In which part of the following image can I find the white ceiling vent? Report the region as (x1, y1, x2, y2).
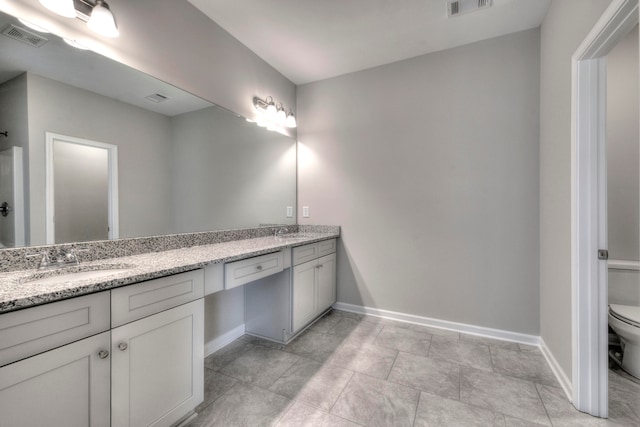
(1, 24, 48, 47)
(447, 0, 492, 17)
(145, 93, 169, 103)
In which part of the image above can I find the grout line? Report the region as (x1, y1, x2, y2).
(328, 371, 355, 414)
(488, 345, 496, 372)
(411, 390, 422, 427)
(385, 349, 401, 380)
(533, 381, 554, 427)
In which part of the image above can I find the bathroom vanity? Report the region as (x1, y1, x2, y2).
(0, 227, 339, 427)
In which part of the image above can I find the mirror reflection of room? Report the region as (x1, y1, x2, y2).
(0, 10, 296, 248)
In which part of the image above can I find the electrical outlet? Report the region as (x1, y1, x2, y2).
(286, 206, 293, 218)
(302, 206, 310, 218)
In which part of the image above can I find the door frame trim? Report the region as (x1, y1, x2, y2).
(45, 132, 119, 244)
(571, 0, 638, 417)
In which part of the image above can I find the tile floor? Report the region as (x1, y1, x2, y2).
(187, 310, 640, 426)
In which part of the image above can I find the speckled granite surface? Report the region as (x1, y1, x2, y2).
(0, 227, 339, 314)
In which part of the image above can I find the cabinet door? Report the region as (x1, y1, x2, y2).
(316, 253, 337, 313)
(0, 331, 111, 427)
(112, 299, 204, 427)
(293, 259, 318, 332)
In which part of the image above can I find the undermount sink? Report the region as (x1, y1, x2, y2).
(275, 233, 314, 241)
(22, 263, 135, 286)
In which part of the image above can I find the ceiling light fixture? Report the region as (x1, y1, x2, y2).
(39, 0, 76, 18)
(253, 96, 297, 130)
(87, 0, 119, 38)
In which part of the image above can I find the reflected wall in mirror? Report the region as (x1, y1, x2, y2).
(0, 11, 296, 248)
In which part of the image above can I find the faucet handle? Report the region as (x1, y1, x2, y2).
(26, 252, 51, 269)
(65, 248, 90, 264)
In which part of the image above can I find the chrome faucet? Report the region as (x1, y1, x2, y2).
(26, 248, 88, 270)
(275, 227, 288, 238)
(26, 252, 52, 270)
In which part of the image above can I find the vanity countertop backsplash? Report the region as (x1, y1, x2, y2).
(0, 225, 339, 314)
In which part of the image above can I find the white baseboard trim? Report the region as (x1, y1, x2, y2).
(204, 324, 245, 357)
(540, 337, 573, 401)
(332, 302, 540, 346)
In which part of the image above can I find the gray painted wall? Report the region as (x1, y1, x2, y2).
(607, 25, 639, 262)
(0, 74, 27, 152)
(539, 0, 613, 383)
(298, 29, 541, 334)
(26, 73, 174, 245)
(170, 106, 296, 232)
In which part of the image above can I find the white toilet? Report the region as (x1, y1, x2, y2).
(609, 303, 640, 379)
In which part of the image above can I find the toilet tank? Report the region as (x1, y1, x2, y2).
(608, 260, 640, 306)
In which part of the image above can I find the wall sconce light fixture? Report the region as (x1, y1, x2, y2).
(253, 96, 297, 129)
(38, 0, 119, 38)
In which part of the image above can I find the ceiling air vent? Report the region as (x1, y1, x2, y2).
(145, 93, 169, 103)
(1, 24, 48, 47)
(447, 0, 493, 17)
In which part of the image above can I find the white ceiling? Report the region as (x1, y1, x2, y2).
(189, 0, 551, 85)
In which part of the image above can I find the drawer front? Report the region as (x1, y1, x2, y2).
(111, 269, 204, 327)
(224, 251, 284, 290)
(292, 243, 319, 266)
(318, 239, 337, 257)
(0, 291, 110, 367)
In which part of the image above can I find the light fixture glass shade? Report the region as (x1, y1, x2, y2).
(39, 0, 76, 18)
(276, 106, 287, 123)
(87, 0, 119, 38)
(285, 112, 297, 128)
(265, 99, 277, 119)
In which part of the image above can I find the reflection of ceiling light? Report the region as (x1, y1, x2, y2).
(253, 96, 297, 129)
(18, 19, 50, 33)
(63, 38, 89, 50)
(39, 0, 76, 18)
(87, 0, 119, 38)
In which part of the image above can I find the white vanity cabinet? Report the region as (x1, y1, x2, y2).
(0, 292, 111, 427)
(0, 268, 204, 427)
(292, 253, 337, 332)
(0, 331, 111, 427)
(245, 239, 337, 343)
(111, 269, 204, 427)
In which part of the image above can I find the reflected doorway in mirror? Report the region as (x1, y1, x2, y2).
(45, 132, 118, 244)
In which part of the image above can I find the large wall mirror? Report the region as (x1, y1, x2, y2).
(0, 11, 296, 248)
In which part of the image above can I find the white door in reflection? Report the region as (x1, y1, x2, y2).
(45, 133, 118, 244)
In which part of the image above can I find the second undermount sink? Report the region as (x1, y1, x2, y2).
(275, 233, 314, 241)
(22, 263, 135, 286)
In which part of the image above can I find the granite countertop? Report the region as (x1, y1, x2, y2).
(0, 232, 338, 314)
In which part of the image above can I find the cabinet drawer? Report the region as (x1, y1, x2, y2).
(318, 239, 337, 257)
(293, 244, 319, 266)
(224, 251, 284, 290)
(293, 239, 337, 266)
(0, 292, 110, 367)
(111, 269, 204, 327)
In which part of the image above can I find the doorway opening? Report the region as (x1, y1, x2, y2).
(45, 132, 118, 244)
(571, 0, 638, 418)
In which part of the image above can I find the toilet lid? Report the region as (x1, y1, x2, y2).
(609, 304, 640, 327)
